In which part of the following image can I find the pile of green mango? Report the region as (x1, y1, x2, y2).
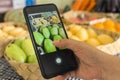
(5, 38, 37, 63)
(33, 24, 67, 53)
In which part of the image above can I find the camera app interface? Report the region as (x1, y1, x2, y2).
(28, 11, 67, 55)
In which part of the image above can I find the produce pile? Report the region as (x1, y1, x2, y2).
(67, 24, 114, 47)
(91, 19, 120, 32)
(0, 22, 28, 40)
(5, 38, 37, 63)
(33, 24, 67, 54)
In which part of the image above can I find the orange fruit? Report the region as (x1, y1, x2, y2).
(103, 20, 115, 27)
(103, 20, 116, 32)
(104, 26, 116, 32)
(93, 23, 104, 29)
(116, 23, 120, 32)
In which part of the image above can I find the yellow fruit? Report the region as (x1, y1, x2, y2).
(2, 26, 15, 33)
(87, 28, 97, 38)
(67, 31, 73, 38)
(70, 35, 80, 41)
(76, 28, 88, 41)
(70, 24, 81, 35)
(86, 38, 101, 47)
(93, 23, 104, 29)
(97, 34, 114, 45)
(9, 27, 25, 37)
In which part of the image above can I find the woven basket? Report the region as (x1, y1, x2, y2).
(4, 53, 42, 80)
(3, 39, 54, 80)
(0, 38, 10, 57)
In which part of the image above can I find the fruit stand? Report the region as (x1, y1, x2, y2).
(0, 0, 120, 80)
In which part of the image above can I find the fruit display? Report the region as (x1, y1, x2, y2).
(5, 38, 37, 63)
(0, 22, 29, 40)
(33, 24, 67, 54)
(91, 19, 120, 32)
(67, 24, 115, 47)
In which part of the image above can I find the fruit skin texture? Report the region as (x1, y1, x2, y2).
(116, 23, 120, 32)
(76, 28, 88, 41)
(70, 25, 81, 35)
(33, 31, 44, 46)
(53, 24, 59, 29)
(47, 25, 52, 30)
(14, 38, 25, 47)
(5, 44, 27, 63)
(21, 39, 35, 56)
(27, 55, 37, 63)
(93, 23, 104, 29)
(86, 38, 100, 47)
(50, 27, 58, 36)
(87, 28, 97, 38)
(39, 25, 45, 32)
(103, 20, 116, 32)
(59, 28, 67, 38)
(53, 35, 63, 41)
(97, 34, 114, 45)
(44, 39, 56, 53)
(42, 27, 50, 38)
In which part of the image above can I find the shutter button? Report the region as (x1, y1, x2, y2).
(55, 57, 62, 64)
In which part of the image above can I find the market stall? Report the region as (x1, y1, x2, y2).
(0, 0, 120, 80)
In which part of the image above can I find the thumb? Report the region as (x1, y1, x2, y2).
(53, 39, 75, 50)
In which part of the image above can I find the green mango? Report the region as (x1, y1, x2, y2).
(44, 39, 56, 53)
(50, 27, 58, 36)
(42, 27, 50, 38)
(21, 39, 35, 56)
(27, 55, 38, 63)
(53, 35, 63, 41)
(47, 25, 52, 31)
(14, 38, 25, 47)
(33, 31, 44, 46)
(59, 28, 67, 39)
(39, 25, 45, 32)
(5, 44, 27, 63)
(53, 24, 59, 28)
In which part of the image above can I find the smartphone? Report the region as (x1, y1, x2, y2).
(23, 4, 78, 79)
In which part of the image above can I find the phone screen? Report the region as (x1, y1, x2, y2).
(28, 11, 67, 55)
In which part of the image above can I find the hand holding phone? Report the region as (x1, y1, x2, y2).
(23, 4, 78, 79)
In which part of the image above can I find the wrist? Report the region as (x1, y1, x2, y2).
(96, 50, 120, 80)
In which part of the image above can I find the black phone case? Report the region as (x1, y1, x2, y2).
(23, 4, 78, 79)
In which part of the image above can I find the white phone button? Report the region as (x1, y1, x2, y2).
(55, 57, 62, 64)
